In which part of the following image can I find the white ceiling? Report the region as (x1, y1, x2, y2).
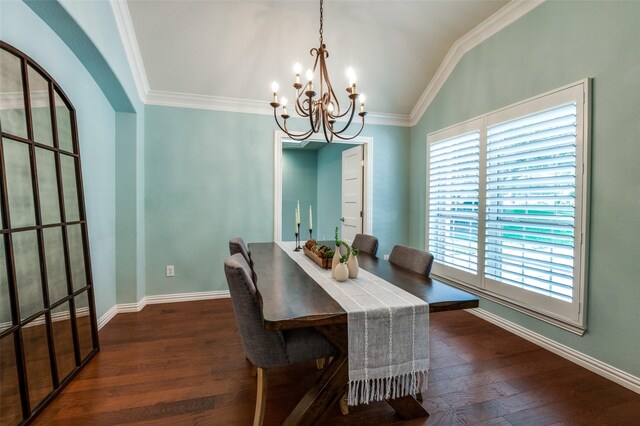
(125, 0, 510, 117)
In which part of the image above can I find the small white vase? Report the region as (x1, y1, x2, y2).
(331, 245, 341, 278)
(347, 255, 359, 279)
(334, 262, 349, 282)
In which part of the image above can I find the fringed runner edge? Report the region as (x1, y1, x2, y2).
(348, 370, 429, 406)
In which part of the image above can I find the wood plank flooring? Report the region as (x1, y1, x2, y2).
(32, 299, 639, 425)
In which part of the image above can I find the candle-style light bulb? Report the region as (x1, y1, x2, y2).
(271, 81, 279, 93)
(359, 93, 366, 113)
(305, 69, 314, 94)
(346, 67, 357, 84)
(294, 62, 302, 85)
(327, 103, 334, 114)
(347, 67, 357, 94)
(281, 96, 288, 107)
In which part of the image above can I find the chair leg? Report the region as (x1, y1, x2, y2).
(316, 358, 325, 369)
(340, 392, 349, 415)
(254, 367, 268, 426)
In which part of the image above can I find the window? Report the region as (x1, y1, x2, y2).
(426, 80, 589, 333)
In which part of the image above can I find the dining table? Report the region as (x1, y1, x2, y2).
(249, 242, 479, 425)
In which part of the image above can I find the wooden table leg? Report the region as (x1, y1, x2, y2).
(282, 325, 348, 426)
(385, 395, 429, 420)
(282, 324, 429, 424)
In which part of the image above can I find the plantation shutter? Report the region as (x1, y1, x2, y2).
(428, 130, 480, 277)
(484, 103, 577, 302)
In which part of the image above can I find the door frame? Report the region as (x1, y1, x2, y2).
(274, 130, 373, 242)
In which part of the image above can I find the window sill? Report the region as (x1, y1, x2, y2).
(432, 274, 586, 336)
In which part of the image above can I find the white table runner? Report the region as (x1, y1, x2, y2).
(277, 241, 429, 405)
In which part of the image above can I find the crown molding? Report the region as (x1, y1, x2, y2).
(111, 0, 541, 128)
(110, 0, 150, 103)
(146, 89, 412, 127)
(408, 0, 545, 126)
(146, 90, 270, 115)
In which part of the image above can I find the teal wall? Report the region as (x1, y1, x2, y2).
(49, 0, 148, 305)
(282, 150, 317, 239)
(409, 1, 640, 375)
(144, 105, 410, 294)
(370, 123, 411, 256)
(316, 143, 356, 242)
(144, 107, 275, 295)
(1, 0, 119, 318)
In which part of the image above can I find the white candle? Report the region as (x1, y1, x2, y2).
(296, 200, 301, 224)
(294, 209, 298, 234)
(309, 205, 313, 230)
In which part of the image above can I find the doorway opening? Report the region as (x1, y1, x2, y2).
(273, 131, 372, 243)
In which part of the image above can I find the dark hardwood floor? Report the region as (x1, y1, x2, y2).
(32, 299, 639, 425)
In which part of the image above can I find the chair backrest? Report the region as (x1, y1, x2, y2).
(224, 254, 287, 368)
(229, 237, 257, 283)
(388, 245, 434, 276)
(229, 237, 252, 266)
(352, 233, 379, 256)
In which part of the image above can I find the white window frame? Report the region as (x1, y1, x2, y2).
(426, 79, 590, 335)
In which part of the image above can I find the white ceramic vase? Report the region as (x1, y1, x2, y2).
(334, 262, 349, 282)
(347, 254, 359, 279)
(331, 245, 341, 278)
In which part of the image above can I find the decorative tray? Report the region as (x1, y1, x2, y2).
(303, 245, 333, 270)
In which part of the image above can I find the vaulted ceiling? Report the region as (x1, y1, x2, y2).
(125, 0, 512, 120)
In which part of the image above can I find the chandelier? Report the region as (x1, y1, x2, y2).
(269, 0, 367, 143)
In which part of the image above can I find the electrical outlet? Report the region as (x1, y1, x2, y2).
(166, 265, 175, 277)
(383, 254, 390, 261)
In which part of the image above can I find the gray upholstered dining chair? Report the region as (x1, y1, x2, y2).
(224, 253, 336, 426)
(229, 237, 252, 266)
(352, 233, 379, 256)
(388, 244, 434, 276)
(229, 237, 257, 283)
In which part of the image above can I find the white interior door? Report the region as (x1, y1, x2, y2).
(341, 145, 364, 245)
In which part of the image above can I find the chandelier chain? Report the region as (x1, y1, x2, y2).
(319, 0, 324, 45)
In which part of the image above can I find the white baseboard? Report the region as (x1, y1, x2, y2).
(97, 305, 118, 330)
(145, 290, 230, 305)
(467, 308, 640, 394)
(97, 290, 230, 330)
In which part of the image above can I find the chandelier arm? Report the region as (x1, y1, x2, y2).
(318, 47, 343, 117)
(323, 121, 334, 143)
(332, 116, 366, 141)
(329, 98, 354, 119)
(308, 96, 317, 133)
(313, 103, 322, 133)
(295, 89, 311, 117)
(321, 109, 335, 143)
(273, 109, 315, 141)
(331, 100, 358, 135)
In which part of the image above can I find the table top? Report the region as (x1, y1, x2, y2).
(249, 242, 479, 331)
